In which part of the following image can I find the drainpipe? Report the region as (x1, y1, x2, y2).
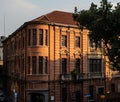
(25, 27, 27, 102)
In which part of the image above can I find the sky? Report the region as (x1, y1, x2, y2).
(0, 0, 120, 36)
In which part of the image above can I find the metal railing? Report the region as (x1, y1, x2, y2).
(60, 72, 105, 81)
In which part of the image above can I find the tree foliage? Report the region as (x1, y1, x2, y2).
(73, 0, 120, 70)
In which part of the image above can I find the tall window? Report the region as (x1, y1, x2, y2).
(62, 35, 67, 47)
(61, 58, 67, 74)
(28, 56, 30, 74)
(18, 39, 20, 49)
(45, 29, 48, 46)
(15, 40, 17, 50)
(28, 29, 31, 46)
(75, 36, 80, 47)
(18, 56, 20, 69)
(45, 57, 48, 74)
(39, 29, 43, 45)
(89, 59, 102, 72)
(62, 88, 67, 102)
(39, 56, 43, 74)
(75, 58, 80, 73)
(32, 56, 36, 74)
(22, 37, 24, 48)
(32, 29, 37, 45)
(22, 58, 24, 73)
(89, 85, 94, 99)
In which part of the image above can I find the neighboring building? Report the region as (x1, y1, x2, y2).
(0, 36, 6, 90)
(3, 11, 120, 102)
(0, 36, 6, 89)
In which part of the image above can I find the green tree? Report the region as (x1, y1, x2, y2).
(73, 0, 120, 70)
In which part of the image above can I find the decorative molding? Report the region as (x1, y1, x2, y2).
(73, 49, 81, 56)
(59, 49, 69, 55)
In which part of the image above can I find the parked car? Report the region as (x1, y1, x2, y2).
(0, 90, 5, 102)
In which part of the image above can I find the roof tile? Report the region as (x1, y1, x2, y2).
(32, 10, 76, 25)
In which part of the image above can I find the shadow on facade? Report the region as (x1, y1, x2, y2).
(3, 54, 120, 102)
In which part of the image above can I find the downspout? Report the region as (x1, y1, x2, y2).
(24, 26, 27, 102)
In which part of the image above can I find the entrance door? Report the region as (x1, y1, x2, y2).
(30, 93, 45, 102)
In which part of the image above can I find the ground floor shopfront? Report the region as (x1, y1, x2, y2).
(5, 76, 120, 102)
(8, 80, 106, 102)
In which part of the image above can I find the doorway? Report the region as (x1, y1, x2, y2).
(30, 93, 45, 102)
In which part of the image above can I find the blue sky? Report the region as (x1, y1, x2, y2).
(0, 0, 120, 36)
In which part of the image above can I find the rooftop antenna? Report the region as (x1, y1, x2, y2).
(4, 15, 5, 36)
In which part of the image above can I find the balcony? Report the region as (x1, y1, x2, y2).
(60, 73, 85, 81)
(61, 74, 72, 81)
(60, 72, 105, 81)
(87, 72, 104, 79)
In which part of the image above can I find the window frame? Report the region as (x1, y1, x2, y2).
(38, 56, 43, 74)
(45, 29, 48, 46)
(28, 56, 30, 74)
(32, 29, 37, 45)
(28, 29, 31, 46)
(32, 56, 37, 74)
(89, 59, 102, 73)
(61, 35, 67, 47)
(75, 36, 80, 47)
(61, 58, 67, 74)
(45, 57, 48, 74)
(75, 58, 80, 73)
(39, 29, 43, 45)
(62, 88, 67, 102)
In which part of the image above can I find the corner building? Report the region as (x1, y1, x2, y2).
(3, 11, 120, 102)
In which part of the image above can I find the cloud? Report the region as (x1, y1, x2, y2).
(0, 0, 119, 36)
(0, 0, 41, 36)
(17, 0, 37, 9)
(0, 0, 39, 13)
